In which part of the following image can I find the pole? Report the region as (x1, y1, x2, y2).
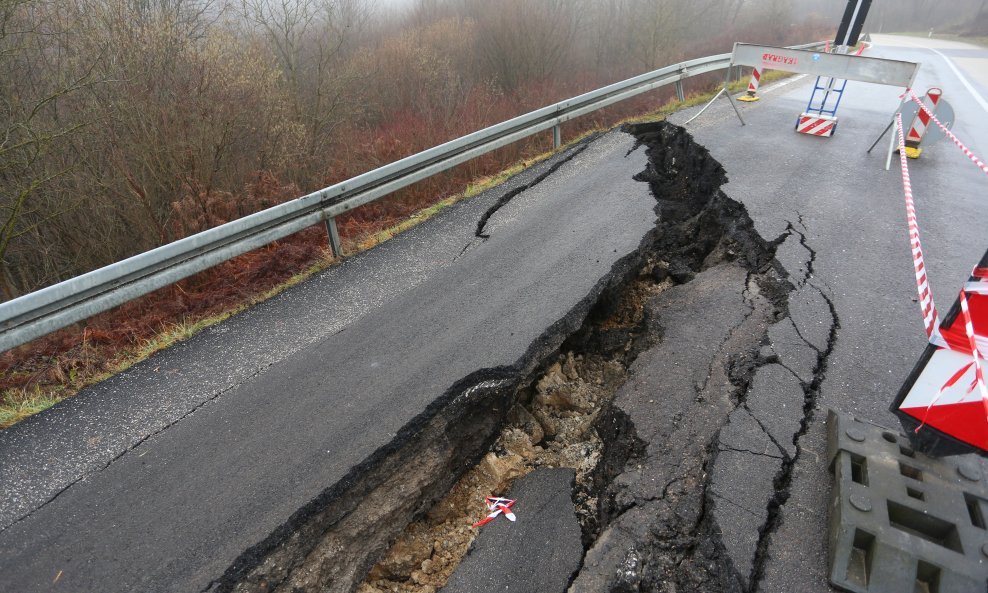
(885, 118, 898, 171)
(325, 216, 342, 258)
(867, 119, 895, 153)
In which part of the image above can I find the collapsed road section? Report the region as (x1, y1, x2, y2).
(0, 121, 837, 593)
(353, 122, 836, 593)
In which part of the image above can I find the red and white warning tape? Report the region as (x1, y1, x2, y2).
(894, 112, 988, 427)
(905, 90, 988, 176)
(958, 290, 988, 406)
(471, 496, 516, 528)
(895, 113, 944, 344)
(965, 267, 988, 295)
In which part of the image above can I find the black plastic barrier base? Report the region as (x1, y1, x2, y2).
(827, 410, 988, 593)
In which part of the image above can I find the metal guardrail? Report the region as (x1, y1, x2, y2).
(0, 41, 824, 353)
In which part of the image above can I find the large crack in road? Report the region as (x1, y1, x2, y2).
(216, 121, 838, 593)
(0, 119, 829, 593)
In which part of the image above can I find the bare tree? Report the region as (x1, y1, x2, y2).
(461, 0, 578, 91)
(0, 0, 98, 297)
(240, 0, 370, 183)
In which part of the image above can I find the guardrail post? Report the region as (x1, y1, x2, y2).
(552, 125, 561, 149)
(325, 216, 342, 258)
(675, 80, 685, 102)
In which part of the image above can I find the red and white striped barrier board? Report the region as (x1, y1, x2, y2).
(891, 112, 988, 453)
(797, 113, 837, 137)
(906, 88, 942, 145)
(897, 278, 988, 452)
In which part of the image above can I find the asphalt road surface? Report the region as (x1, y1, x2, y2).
(668, 33, 988, 592)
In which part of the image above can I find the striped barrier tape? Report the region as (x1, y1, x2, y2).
(895, 113, 944, 345)
(894, 113, 988, 429)
(471, 496, 516, 528)
(905, 89, 988, 175)
(958, 289, 988, 408)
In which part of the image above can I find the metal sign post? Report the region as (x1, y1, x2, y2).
(835, 0, 873, 50)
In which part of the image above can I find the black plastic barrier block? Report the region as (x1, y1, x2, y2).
(827, 410, 988, 593)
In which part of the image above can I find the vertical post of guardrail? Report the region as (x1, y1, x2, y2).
(325, 216, 342, 258)
(675, 80, 685, 102)
(552, 125, 561, 149)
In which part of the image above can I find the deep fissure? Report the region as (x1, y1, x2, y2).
(747, 281, 840, 592)
(223, 121, 833, 593)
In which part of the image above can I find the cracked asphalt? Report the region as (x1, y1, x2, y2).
(666, 34, 988, 592)
(0, 132, 656, 592)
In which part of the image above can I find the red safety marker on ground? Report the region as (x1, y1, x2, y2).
(470, 496, 517, 528)
(737, 67, 762, 102)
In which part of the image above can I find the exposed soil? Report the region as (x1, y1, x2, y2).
(358, 270, 666, 593)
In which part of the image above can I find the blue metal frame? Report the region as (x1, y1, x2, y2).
(805, 76, 849, 117)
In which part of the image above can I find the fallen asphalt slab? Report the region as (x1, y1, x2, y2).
(441, 468, 582, 593)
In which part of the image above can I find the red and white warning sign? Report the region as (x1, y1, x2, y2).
(905, 87, 942, 146)
(471, 496, 517, 528)
(748, 67, 761, 94)
(895, 267, 988, 452)
(797, 114, 838, 137)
